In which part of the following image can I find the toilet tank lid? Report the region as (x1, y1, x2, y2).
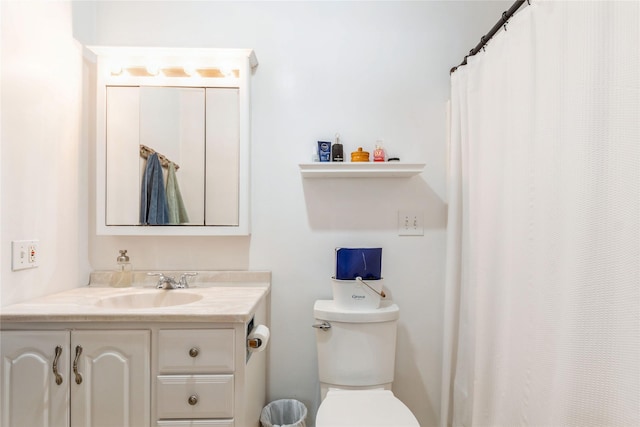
(314, 300, 399, 323)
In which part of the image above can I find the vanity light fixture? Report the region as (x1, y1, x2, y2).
(107, 65, 239, 78)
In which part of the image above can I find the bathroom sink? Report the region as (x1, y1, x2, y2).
(95, 291, 203, 309)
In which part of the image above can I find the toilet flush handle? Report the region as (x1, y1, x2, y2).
(312, 321, 331, 331)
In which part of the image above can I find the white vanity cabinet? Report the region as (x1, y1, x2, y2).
(0, 277, 271, 427)
(0, 329, 150, 427)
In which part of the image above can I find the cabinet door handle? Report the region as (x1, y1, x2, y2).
(188, 347, 199, 358)
(52, 346, 63, 385)
(73, 345, 83, 385)
(188, 394, 198, 406)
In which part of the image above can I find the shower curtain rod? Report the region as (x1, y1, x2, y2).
(450, 0, 528, 74)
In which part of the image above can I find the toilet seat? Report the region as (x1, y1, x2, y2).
(316, 389, 419, 426)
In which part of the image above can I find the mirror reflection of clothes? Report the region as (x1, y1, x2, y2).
(166, 163, 189, 224)
(140, 153, 169, 225)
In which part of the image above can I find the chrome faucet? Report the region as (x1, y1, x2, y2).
(148, 272, 197, 289)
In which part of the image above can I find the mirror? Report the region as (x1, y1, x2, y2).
(105, 86, 239, 227)
(91, 47, 257, 236)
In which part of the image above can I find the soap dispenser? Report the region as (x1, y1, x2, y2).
(111, 249, 132, 287)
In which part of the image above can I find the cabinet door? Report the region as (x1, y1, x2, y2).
(105, 86, 206, 226)
(0, 330, 70, 427)
(205, 88, 240, 226)
(70, 330, 150, 427)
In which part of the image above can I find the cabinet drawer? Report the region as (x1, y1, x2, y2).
(158, 329, 234, 373)
(157, 375, 234, 419)
(157, 420, 233, 427)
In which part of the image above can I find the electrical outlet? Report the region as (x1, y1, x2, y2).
(398, 210, 424, 236)
(12, 240, 39, 271)
(28, 243, 38, 263)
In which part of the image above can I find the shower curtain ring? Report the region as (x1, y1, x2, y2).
(502, 11, 508, 31)
(481, 36, 486, 51)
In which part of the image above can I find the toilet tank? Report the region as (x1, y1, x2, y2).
(314, 300, 399, 389)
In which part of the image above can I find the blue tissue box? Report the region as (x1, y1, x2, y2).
(335, 248, 382, 280)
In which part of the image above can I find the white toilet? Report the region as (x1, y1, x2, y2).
(313, 299, 419, 426)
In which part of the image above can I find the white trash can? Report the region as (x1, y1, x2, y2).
(260, 399, 307, 427)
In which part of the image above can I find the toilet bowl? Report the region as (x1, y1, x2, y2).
(316, 389, 419, 427)
(313, 300, 419, 426)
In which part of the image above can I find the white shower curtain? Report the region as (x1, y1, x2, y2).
(442, 1, 639, 426)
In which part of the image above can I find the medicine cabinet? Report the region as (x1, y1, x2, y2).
(90, 47, 257, 235)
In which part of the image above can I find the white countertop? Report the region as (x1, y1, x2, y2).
(0, 271, 270, 324)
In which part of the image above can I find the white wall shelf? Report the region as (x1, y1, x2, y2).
(299, 162, 425, 178)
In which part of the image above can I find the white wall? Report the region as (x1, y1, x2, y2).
(1, 1, 510, 426)
(86, 3, 508, 425)
(0, 1, 90, 306)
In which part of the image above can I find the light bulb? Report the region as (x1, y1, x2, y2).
(183, 65, 196, 76)
(146, 64, 160, 76)
(220, 66, 233, 77)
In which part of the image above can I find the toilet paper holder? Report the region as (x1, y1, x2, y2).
(247, 337, 263, 349)
(246, 324, 270, 352)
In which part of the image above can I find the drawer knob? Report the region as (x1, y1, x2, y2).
(188, 347, 199, 358)
(188, 394, 198, 406)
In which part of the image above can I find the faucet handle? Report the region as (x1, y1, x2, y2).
(148, 272, 165, 277)
(179, 272, 198, 288)
(148, 272, 170, 280)
(148, 272, 177, 288)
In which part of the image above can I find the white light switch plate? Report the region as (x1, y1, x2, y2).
(398, 210, 424, 236)
(12, 240, 39, 271)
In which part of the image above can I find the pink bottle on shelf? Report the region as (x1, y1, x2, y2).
(373, 144, 386, 162)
